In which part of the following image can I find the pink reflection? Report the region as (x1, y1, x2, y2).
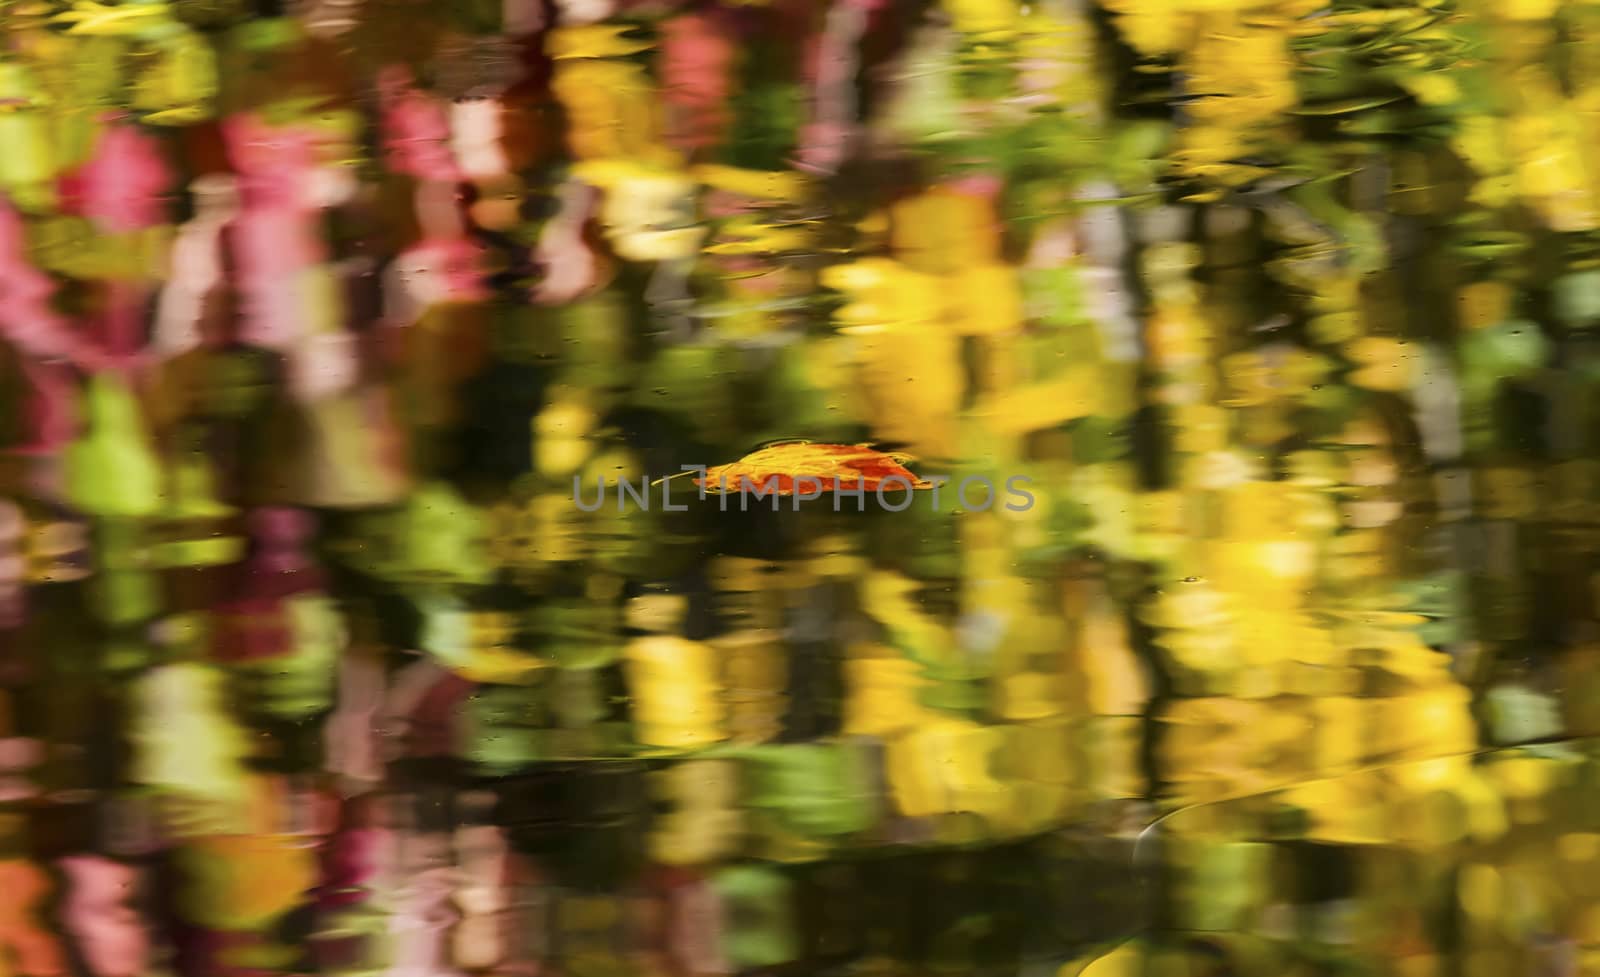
(58, 123, 171, 234)
(660, 14, 734, 154)
(58, 856, 148, 977)
(379, 67, 463, 184)
(224, 114, 328, 351)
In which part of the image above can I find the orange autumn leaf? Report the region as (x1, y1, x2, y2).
(680, 441, 936, 495)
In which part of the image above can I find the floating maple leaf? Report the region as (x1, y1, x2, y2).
(669, 440, 936, 496)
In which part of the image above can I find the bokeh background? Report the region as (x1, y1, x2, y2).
(2, 0, 1599, 974)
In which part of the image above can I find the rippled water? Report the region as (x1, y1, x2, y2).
(2, 0, 1599, 974)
